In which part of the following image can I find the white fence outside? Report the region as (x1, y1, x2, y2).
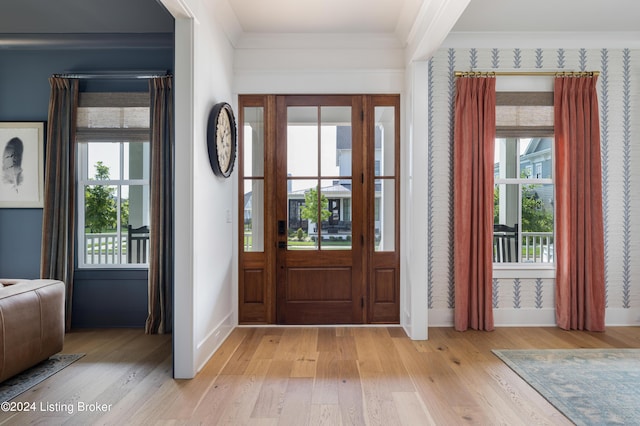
(521, 231, 553, 263)
(84, 233, 127, 265)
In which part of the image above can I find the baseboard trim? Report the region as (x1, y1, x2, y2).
(196, 312, 235, 373)
(429, 307, 640, 327)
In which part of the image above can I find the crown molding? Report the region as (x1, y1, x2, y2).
(207, 0, 242, 47)
(443, 31, 640, 49)
(234, 32, 403, 50)
(404, 0, 471, 62)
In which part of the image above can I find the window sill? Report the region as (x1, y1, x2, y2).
(493, 263, 555, 279)
(77, 264, 149, 269)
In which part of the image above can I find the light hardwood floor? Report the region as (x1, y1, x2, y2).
(2, 326, 639, 425)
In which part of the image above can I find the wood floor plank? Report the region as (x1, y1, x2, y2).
(352, 328, 384, 374)
(316, 327, 337, 352)
(278, 377, 314, 426)
(252, 332, 283, 360)
(308, 404, 343, 426)
(336, 359, 366, 426)
(312, 350, 340, 405)
(250, 359, 292, 419)
(335, 333, 358, 361)
(290, 328, 319, 378)
(392, 392, 437, 426)
(358, 370, 404, 426)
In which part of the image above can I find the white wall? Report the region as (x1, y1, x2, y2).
(401, 61, 429, 339)
(234, 35, 405, 94)
(162, 0, 237, 379)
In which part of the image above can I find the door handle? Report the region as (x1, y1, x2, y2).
(278, 220, 286, 235)
(278, 241, 287, 249)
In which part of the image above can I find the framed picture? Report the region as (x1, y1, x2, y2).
(0, 122, 44, 208)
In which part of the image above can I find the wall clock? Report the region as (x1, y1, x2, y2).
(207, 102, 237, 178)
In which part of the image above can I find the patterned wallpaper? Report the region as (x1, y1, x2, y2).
(427, 47, 639, 324)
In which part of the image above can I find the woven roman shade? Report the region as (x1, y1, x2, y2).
(77, 92, 150, 142)
(496, 92, 553, 137)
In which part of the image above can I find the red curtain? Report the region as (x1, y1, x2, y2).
(554, 77, 606, 331)
(453, 77, 496, 331)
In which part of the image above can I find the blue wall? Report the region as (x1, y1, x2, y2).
(0, 40, 173, 327)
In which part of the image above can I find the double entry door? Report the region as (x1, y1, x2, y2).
(239, 95, 399, 324)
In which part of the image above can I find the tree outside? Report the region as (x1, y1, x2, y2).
(520, 184, 553, 232)
(299, 186, 331, 224)
(493, 184, 553, 232)
(84, 161, 129, 233)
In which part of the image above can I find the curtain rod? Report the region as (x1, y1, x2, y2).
(454, 70, 600, 77)
(53, 71, 171, 80)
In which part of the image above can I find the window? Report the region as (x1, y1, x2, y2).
(76, 93, 150, 267)
(494, 137, 554, 264)
(243, 106, 265, 252)
(534, 162, 542, 179)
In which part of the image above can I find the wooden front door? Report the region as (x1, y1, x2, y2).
(238, 94, 400, 325)
(275, 95, 364, 324)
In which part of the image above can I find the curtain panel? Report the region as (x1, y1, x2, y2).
(453, 77, 496, 331)
(554, 77, 606, 331)
(40, 77, 79, 331)
(145, 76, 174, 334)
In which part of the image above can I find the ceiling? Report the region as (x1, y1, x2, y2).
(452, 0, 640, 32)
(225, 0, 640, 43)
(226, 0, 422, 41)
(0, 0, 638, 40)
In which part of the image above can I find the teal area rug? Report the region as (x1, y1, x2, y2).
(493, 349, 640, 426)
(0, 354, 84, 403)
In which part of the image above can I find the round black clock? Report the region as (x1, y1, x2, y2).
(207, 102, 237, 178)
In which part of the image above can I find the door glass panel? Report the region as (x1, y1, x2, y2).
(320, 107, 351, 177)
(321, 179, 352, 251)
(374, 179, 395, 252)
(243, 107, 264, 177)
(287, 179, 318, 250)
(374, 106, 395, 176)
(244, 179, 264, 252)
(288, 107, 318, 177)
